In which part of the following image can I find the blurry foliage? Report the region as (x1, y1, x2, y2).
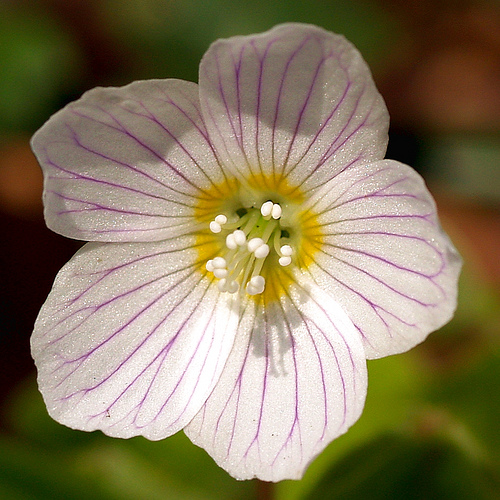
(304, 432, 500, 500)
(425, 134, 500, 204)
(101, 0, 398, 81)
(0, 3, 82, 133)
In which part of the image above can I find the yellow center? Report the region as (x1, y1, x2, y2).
(194, 173, 323, 303)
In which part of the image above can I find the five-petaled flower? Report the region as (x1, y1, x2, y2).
(31, 23, 461, 481)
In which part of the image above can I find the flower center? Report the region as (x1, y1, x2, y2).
(205, 201, 294, 295)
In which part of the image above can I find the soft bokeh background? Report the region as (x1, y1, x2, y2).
(1, 0, 499, 498)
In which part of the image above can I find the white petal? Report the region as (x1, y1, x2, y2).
(198, 23, 388, 191)
(32, 239, 239, 439)
(305, 160, 462, 359)
(185, 280, 367, 481)
(31, 79, 224, 242)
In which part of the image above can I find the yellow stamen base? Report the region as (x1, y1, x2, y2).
(194, 173, 323, 302)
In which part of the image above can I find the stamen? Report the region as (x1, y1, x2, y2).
(213, 268, 228, 278)
(206, 201, 294, 296)
(254, 243, 270, 259)
(247, 237, 265, 253)
(246, 275, 265, 295)
(278, 256, 292, 266)
(278, 244, 293, 266)
(260, 201, 282, 220)
(226, 281, 239, 293)
(271, 204, 282, 219)
(226, 229, 247, 249)
(210, 214, 228, 233)
(212, 257, 227, 269)
(260, 201, 273, 217)
(215, 214, 227, 225)
(209, 221, 222, 233)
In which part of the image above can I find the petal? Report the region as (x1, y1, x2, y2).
(185, 280, 367, 481)
(304, 160, 462, 359)
(31, 238, 239, 439)
(198, 23, 388, 192)
(31, 79, 224, 242)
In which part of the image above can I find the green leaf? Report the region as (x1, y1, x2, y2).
(304, 433, 500, 500)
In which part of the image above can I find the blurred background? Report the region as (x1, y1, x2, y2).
(0, 0, 499, 498)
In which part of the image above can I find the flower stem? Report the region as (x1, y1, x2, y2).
(255, 479, 274, 500)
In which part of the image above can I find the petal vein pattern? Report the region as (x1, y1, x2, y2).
(31, 79, 225, 242)
(199, 23, 388, 192)
(304, 160, 462, 358)
(185, 281, 367, 481)
(31, 239, 239, 439)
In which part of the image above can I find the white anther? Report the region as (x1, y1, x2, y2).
(213, 268, 228, 279)
(232, 229, 246, 246)
(226, 233, 237, 249)
(246, 275, 265, 295)
(212, 257, 226, 269)
(254, 243, 269, 259)
(271, 203, 282, 219)
(217, 279, 227, 292)
(206, 259, 215, 272)
(215, 214, 227, 225)
(278, 256, 292, 266)
(260, 201, 273, 217)
(280, 244, 293, 256)
(247, 237, 264, 253)
(209, 221, 222, 233)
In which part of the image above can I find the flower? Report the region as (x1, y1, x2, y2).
(31, 23, 461, 482)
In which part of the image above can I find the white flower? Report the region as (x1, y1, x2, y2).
(31, 23, 461, 481)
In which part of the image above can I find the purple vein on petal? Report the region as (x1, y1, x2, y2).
(319, 245, 445, 307)
(250, 38, 273, 176)
(101, 280, 220, 431)
(44, 140, 195, 204)
(304, 258, 417, 340)
(270, 291, 303, 466)
(70, 106, 206, 194)
(295, 282, 356, 428)
(115, 99, 224, 191)
(152, 82, 236, 189)
(47, 260, 198, 349)
(51, 264, 201, 384)
(270, 35, 314, 176)
(49, 122, 199, 204)
(46, 241, 210, 347)
(56, 266, 209, 405)
(46, 190, 189, 220)
(214, 45, 244, 152)
(324, 232, 446, 277)
(316, 213, 434, 227)
(280, 45, 336, 173)
(209, 299, 257, 458)
(312, 83, 375, 170)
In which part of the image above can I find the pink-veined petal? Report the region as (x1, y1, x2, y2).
(31, 79, 225, 242)
(31, 238, 239, 439)
(185, 279, 367, 481)
(304, 159, 462, 359)
(198, 23, 388, 192)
